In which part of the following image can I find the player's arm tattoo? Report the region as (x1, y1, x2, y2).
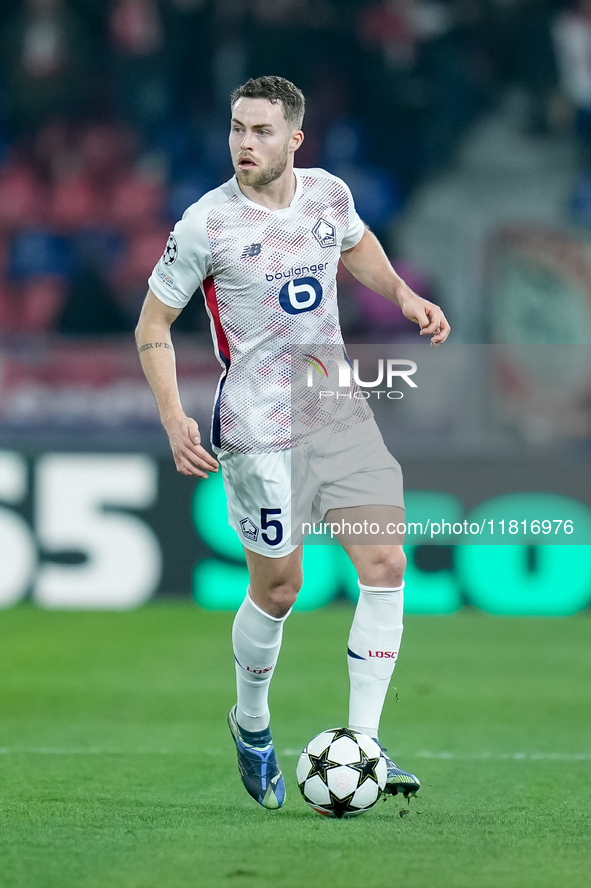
(138, 342, 174, 354)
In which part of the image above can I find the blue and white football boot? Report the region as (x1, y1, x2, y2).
(228, 705, 286, 809)
(377, 743, 421, 798)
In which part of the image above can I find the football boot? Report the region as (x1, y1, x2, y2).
(377, 743, 421, 798)
(228, 705, 286, 809)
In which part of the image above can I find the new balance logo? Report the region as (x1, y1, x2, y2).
(241, 243, 262, 258)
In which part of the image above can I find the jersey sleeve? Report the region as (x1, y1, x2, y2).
(147, 206, 212, 309)
(340, 180, 366, 251)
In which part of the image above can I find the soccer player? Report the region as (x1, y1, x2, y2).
(136, 75, 450, 810)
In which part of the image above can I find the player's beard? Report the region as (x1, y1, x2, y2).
(235, 143, 289, 188)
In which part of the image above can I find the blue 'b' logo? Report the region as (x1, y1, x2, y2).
(279, 277, 323, 314)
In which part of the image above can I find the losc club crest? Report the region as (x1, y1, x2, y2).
(240, 517, 259, 542)
(312, 218, 336, 248)
(163, 234, 178, 266)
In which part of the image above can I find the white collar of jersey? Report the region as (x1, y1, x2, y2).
(230, 170, 302, 215)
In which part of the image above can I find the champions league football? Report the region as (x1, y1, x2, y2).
(297, 728, 387, 818)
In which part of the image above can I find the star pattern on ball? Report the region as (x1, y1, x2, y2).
(163, 235, 178, 266)
(327, 790, 357, 819)
(306, 746, 340, 784)
(348, 751, 381, 788)
(330, 727, 359, 742)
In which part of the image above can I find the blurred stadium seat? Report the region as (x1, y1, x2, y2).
(0, 165, 46, 232)
(50, 173, 105, 231)
(19, 278, 68, 333)
(108, 171, 166, 232)
(8, 229, 72, 280)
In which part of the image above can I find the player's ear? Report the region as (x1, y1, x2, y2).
(290, 129, 304, 154)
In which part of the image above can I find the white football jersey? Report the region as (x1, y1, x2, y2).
(148, 167, 370, 453)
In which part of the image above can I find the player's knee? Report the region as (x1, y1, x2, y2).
(358, 548, 406, 588)
(252, 566, 303, 618)
(262, 580, 300, 618)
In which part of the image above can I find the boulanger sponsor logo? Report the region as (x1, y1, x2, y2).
(240, 516, 259, 541)
(155, 263, 175, 288)
(279, 277, 323, 314)
(266, 262, 327, 281)
(267, 266, 328, 315)
(312, 218, 336, 248)
(304, 353, 418, 400)
(163, 234, 178, 266)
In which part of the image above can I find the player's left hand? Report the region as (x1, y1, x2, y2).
(399, 292, 450, 346)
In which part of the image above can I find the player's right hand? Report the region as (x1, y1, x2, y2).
(163, 415, 219, 479)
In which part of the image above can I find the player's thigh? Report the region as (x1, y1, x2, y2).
(313, 420, 405, 530)
(216, 448, 293, 551)
(325, 504, 407, 588)
(244, 544, 304, 617)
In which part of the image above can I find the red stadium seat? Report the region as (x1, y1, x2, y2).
(79, 123, 136, 180)
(0, 282, 15, 330)
(108, 172, 165, 232)
(0, 278, 65, 333)
(19, 278, 67, 333)
(50, 173, 105, 231)
(0, 165, 46, 232)
(118, 227, 170, 288)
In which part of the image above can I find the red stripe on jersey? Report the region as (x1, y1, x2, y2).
(203, 275, 231, 365)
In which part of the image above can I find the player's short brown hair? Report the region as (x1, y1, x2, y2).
(230, 76, 305, 131)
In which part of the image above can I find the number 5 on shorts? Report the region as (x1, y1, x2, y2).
(261, 508, 283, 546)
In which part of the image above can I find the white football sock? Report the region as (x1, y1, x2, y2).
(347, 581, 404, 739)
(232, 590, 290, 733)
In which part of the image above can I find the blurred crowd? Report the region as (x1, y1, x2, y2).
(0, 0, 586, 337)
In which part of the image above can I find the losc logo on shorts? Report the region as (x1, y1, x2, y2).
(240, 517, 259, 542)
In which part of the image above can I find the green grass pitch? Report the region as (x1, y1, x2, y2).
(1, 603, 590, 888)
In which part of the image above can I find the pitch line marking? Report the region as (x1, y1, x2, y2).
(0, 747, 179, 755)
(0, 748, 590, 762)
(282, 749, 591, 761)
